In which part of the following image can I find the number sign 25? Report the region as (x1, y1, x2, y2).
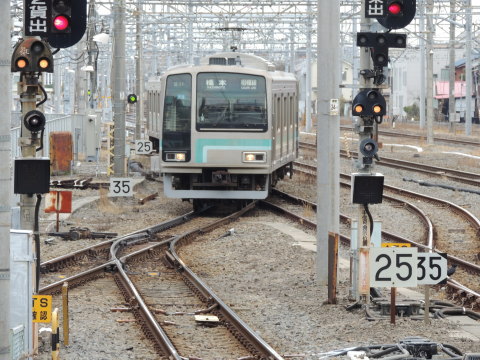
(370, 247, 418, 288)
(109, 178, 133, 197)
(135, 140, 153, 155)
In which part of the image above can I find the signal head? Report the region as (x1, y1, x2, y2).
(11, 39, 53, 73)
(377, 0, 416, 30)
(127, 94, 138, 104)
(352, 89, 387, 117)
(23, 110, 46, 133)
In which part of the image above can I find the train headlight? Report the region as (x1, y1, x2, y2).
(165, 152, 186, 161)
(175, 153, 186, 161)
(243, 152, 266, 163)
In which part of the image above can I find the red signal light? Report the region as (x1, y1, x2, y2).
(53, 15, 70, 31)
(388, 2, 402, 15)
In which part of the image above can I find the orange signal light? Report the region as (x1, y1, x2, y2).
(354, 105, 364, 113)
(39, 58, 50, 69)
(373, 105, 383, 114)
(16, 58, 28, 69)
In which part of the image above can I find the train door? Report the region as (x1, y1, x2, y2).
(274, 94, 281, 162)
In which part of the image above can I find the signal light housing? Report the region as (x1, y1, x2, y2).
(11, 39, 54, 73)
(356, 32, 407, 69)
(352, 89, 386, 117)
(47, 0, 87, 48)
(127, 94, 138, 104)
(377, 0, 416, 30)
(23, 110, 46, 133)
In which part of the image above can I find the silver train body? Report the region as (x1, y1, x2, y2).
(146, 52, 298, 202)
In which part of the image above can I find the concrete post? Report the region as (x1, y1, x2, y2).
(113, 0, 127, 176)
(426, 0, 434, 144)
(136, 0, 145, 140)
(0, 0, 11, 356)
(305, 3, 312, 133)
(448, 0, 456, 126)
(464, 0, 473, 135)
(316, 0, 340, 286)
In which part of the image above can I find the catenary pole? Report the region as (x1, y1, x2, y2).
(419, 0, 426, 128)
(426, 0, 434, 144)
(464, 0, 472, 135)
(316, 0, 340, 286)
(113, 0, 127, 175)
(305, 2, 312, 133)
(136, 0, 144, 140)
(448, 0, 456, 126)
(0, 1, 11, 357)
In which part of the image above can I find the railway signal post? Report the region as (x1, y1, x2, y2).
(351, 0, 416, 304)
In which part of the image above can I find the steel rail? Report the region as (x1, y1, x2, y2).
(299, 142, 480, 187)
(168, 202, 285, 360)
(339, 126, 480, 147)
(263, 192, 480, 309)
(40, 210, 198, 273)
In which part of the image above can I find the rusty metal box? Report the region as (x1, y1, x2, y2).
(50, 132, 73, 175)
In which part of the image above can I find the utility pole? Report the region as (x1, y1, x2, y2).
(448, 0, 456, 127)
(87, 0, 99, 110)
(419, 0, 426, 128)
(316, 0, 340, 286)
(0, 1, 11, 357)
(113, 0, 127, 175)
(305, 2, 313, 132)
(136, 0, 144, 140)
(464, 0, 472, 135)
(426, 0, 434, 144)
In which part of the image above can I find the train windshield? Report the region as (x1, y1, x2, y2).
(163, 74, 192, 151)
(196, 73, 267, 131)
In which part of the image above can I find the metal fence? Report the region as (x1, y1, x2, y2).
(10, 113, 88, 159)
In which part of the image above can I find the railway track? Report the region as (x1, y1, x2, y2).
(41, 204, 286, 359)
(299, 142, 480, 187)
(264, 189, 480, 310)
(338, 126, 480, 147)
(289, 163, 480, 307)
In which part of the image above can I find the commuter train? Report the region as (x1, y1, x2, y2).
(146, 52, 298, 207)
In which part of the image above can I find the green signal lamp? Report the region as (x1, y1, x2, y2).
(127, 94, 138, 104)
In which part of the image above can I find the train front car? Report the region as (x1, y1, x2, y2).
(148, 52, 298, 207)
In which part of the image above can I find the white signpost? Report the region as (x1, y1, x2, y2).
(370, 248, 448, 287)
(370, 247, 418, 288)
(135, 140, 153, 155)
(109, 178, 134, 197)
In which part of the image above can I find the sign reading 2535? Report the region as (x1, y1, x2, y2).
(370, 248, 448, 288)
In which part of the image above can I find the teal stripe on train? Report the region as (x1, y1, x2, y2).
(195, 139, 272, 163)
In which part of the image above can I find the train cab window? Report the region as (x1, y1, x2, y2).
(162, 74, 192, 155)
(196, 73, 267, 132)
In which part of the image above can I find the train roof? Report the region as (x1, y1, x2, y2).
(200, 52, 276, 72)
